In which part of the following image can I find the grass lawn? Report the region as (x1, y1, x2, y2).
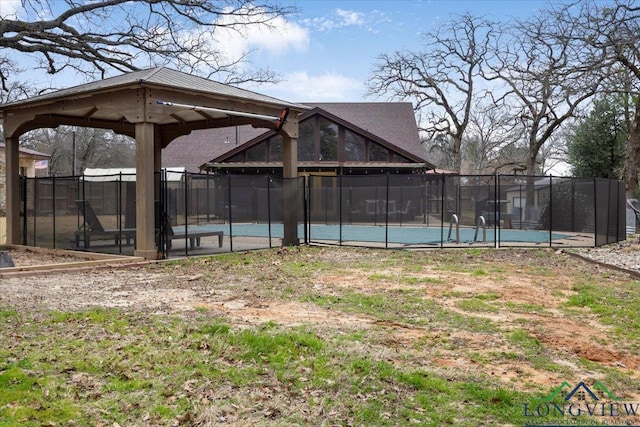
(1, 246, 639, 426)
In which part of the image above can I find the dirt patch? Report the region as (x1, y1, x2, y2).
(1, 245, 640, 401)
(0, 245, 145, 276)
(3, 246, 95, 266)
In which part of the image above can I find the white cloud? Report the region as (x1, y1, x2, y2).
(212, 11, 309, 65)
(302, 8, 388, 33)
(0, 0, 22, 18)
(261, 71, 366, 102)
(335, 9, 364, 26)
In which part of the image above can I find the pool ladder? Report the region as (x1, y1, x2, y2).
(447, 214, 459, 243)
(447, 214, 487, 244)
(474, 215, 487, 243)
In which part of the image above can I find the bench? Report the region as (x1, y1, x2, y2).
(75, 229, 136, 248)
(167, 227, 224, 250)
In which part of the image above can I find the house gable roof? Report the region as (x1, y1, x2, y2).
(305, 103, 425, 161)
(162, 102, 433, 172)
(0, 143, 49, 160)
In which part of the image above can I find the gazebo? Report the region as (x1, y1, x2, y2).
(0, 67, 307, 259)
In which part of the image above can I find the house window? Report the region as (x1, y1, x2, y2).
(298, 120, 314, 161)
(246, 144, 267, 161)
(369, 143, 389, 161)
(319, 118, 338, 161)
(229, 152, 245, 162)
(345, 130, 366, 161)
(392, 153, 410, 163)
(269, 135, 283, 162)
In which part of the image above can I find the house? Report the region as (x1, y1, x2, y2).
(0, 143, 50, 243)
(503, 177, 562, 223)
(0, 143, 50, 179)
(162, 102, 436, 175)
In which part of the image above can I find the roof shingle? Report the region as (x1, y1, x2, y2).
(162, 102, 429, 172)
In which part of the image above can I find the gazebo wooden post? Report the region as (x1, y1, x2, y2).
(5, 136, 21, 245)
(281, 119, 300, 246)
(134, 122, 159, 259)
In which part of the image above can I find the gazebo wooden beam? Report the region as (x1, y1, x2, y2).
(30, 114, 135, 136)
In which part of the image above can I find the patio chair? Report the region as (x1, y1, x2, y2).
(627, 199, 640, 232)
(398, 200, 413, 221)
(346, 199, 362, 223)
(74, 200, 136, 248)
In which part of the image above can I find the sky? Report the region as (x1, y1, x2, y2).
(0, 0, 581, 175)
(238, 0, 563, 102)
(0, 0, 568, 103)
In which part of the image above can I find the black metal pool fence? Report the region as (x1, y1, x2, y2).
(19, 172, 626, 256)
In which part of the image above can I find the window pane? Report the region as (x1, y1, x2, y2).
(319, 118, 338, 161)
(246, 143, 267, 161)
(229, 153, 245, 162)
(269, 135, 283, 162)
(298, 120, 314, 161)
(369, 143, 389, 161)
(345, 130, 366, 161)
(392, 153, 410, 163)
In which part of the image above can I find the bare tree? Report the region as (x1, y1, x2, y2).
(368, 13, 496, 173)
(537, 133, 568, 175)
(426, 133, 455, 171)
(552, 0, 640, 196)
(462, 104, 522, 175)
(484, 12, 602, 218)
(22, 127, 135, 176)
(0, 0, 294, 92)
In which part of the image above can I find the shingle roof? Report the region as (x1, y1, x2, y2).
(0, 143, 49, 159)
(162, 102, 430, 172)
(162, 126, 265, 172)
(305, 103, 425, 160)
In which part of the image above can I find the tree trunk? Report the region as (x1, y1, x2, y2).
(624, 98, 640, 199)
(453, 136, 462, 174)
(524, 153, 537, 221)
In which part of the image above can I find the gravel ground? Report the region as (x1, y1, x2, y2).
(571, 234, 640, 275)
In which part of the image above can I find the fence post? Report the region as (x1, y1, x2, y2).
(339, 173, 343, 246)
(267, 175, 272, 248)
(549, 176, 553, 247)
(304, 175, 309, 244)
(184, 171, 189, 256)
(228, 174, 233, 252)
(82, 173, 87, 249)
(385, 173, 389, 248)
(607, 180, 613, 245)
(570, 179, 576, 232)
(593, 177, 598, 246)
(493, 175, 498, 248)
(399, 180, 404, 227)
(118, 172, 123, 254)
(32, 177, 37, 247)
(440, 174, 445, 248)
(21, 177, 26, 245)
(52, 175, 56, 249)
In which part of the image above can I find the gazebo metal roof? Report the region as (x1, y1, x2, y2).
(2, 67, 304, 109)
